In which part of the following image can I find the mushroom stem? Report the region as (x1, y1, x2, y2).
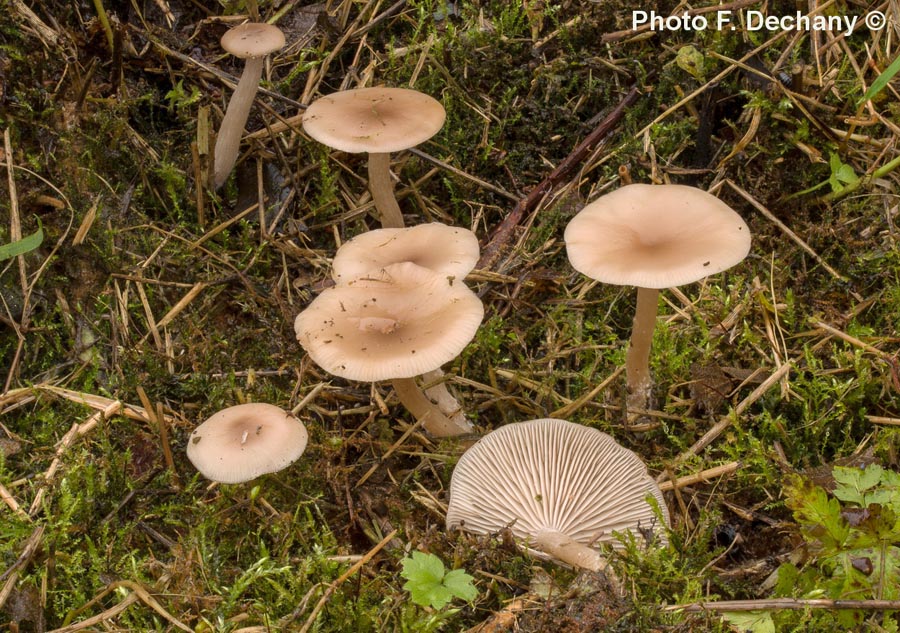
(213, 57, 264, 190)
(422, 369, 471, 430)
(625, 286, 660, 409)
(392, 377, 473, 437)
(368, 152, 405, 228)
(533, 528, 609, 572)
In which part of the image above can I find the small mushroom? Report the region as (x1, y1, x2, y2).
(213, 22, 285, 189)
(302, 87, 446, 228)
(331, 222, 480, 284)
(186, 403, 307, 483)
(446, 418, 668, 571)
(294, 262, 483, 437)
(564, 184, 751, 412)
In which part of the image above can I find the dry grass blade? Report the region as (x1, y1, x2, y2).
(659, 362, 792, 481)
(726, 179, 847, 282)
(297, 529, 398, 633)
(657, 462, 741, 492)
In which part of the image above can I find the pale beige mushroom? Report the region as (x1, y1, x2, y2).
(213, 22, 285, 189)
(330, 222, 481, 429)
(294, 262, 483, 437)
(446, 418, 668, 571)
(186, 403, 308, 483)
(331, 222, 480, 284)
(302, 87, 446, 228)
(564, 184, 751, 411)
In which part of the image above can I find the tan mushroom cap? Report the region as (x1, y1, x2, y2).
(220, 22, 286, 58)
(565, 184, 751, 289)
(302, 87, 446, 154)
(446, 418, 668, 547)
(294, 262, 483, 382)
(332, 223, 480, 284)
(186, 403, 307, 484)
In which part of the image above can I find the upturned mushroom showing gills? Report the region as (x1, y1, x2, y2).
(294, 262, 483, 437)
(446, 418, 668, 571)
(564, 184, 751, 413)
(302, 87, 446, 228)
(186, 403, 308, 484)
(212, 22, 285, 190)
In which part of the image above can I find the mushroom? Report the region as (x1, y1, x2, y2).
(330, 222, 481, 428)
(564, 184, 751, 412)
(213, 22, 285, 190)
(331, 222, 480, 284)
(294, 262, 483, 437)
(302, 86, 446, 228)
(446, 418, 668, 571)
(186, 403, 308, 483)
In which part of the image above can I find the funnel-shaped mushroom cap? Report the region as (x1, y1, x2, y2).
(220, 22, 286, 58)
(332, 223, 480, 284)
(565, 184, 751, 289)
(186, 403, 308, 484)
(302, 87, 446, 154)
(295, 262, 484, 382)
(446, 418, 668, 547)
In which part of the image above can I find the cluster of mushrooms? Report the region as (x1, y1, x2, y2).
(186, 21, 753, 575)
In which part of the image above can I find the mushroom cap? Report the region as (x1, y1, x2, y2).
(564, 184, 751, 289)
(220, 22, 286, 58)
(294, 262, 484, 382)
(332, 223, 480, 284)
(446, 418, 668, 548)
(186, 403, 307, 484)
(302, 87, 446, 153)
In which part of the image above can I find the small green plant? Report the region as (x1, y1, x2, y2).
(792, 152, 859, 197)
(726, 465, 900, 631)
(400, 551, 477, 610)
(0, 217, 42, 261)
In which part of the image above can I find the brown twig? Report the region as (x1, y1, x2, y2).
(476, 84, 641, 272)
(667, 597, 900, 613)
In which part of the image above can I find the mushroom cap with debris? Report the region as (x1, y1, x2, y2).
(446, 418, 668, 548)
(565, 184, 751, 289)
(220, 22, 286, 59)
(332, 222, 480, 284)
(186, 403, 307, 484)
(294, 262, 484, 382)
(302, 86, 446, 154)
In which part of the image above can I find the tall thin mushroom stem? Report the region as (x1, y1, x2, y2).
(213, 57, 264, 190)
(625, 286, 660, 410)
(392, 377, 473, 437)
(368, 152, 405, 228)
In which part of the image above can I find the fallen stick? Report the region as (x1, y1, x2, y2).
(657, 462, 741, 492)
(667, 597, 900, 613)
(477, 84, 642, 272)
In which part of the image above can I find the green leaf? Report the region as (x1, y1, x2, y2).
(441, 569, 478, 602)
(400, 552, 477, 610)
(722, 610, 776, 633)
(0, 218, 43, 261)
(859, 54, 900, 105)
(826, 153, 859, 193)
(833, 465, 883, 505)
